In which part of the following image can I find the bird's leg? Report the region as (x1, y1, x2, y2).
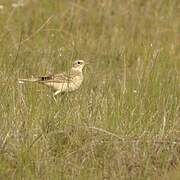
(53, 95, 57, 102)
(52, 90, 61, 102)
(54, 90, 61, 96)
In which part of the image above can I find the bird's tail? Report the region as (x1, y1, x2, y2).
(18, 77, 39, 84)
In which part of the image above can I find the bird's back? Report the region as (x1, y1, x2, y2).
(40, 70, 83, 92)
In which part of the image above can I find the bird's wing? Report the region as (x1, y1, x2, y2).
(38, 72, 73, 83)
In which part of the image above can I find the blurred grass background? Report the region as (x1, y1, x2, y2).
(0, 0, 179, 179)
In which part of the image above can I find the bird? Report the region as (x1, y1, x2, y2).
(18, 60, 86, 97)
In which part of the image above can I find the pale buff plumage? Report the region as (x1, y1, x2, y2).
(19, 60, 86, 96)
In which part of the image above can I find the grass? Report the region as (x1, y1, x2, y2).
(0, 0, 179, 179)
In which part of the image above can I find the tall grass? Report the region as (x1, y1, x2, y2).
(0, 0, 179, 179)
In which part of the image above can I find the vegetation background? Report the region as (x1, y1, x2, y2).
(0, 0, 179, 179)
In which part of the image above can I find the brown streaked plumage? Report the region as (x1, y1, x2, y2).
(19, 60, 86, 96)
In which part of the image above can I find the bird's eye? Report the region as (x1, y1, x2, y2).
(77, 61, 81, 64)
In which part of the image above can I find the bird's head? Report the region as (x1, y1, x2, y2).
(72, 60, 86, 72)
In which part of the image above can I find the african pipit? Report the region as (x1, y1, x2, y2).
(19, 60, 86, 96)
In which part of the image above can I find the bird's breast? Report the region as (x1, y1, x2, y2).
(44, 76, 83, 92)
